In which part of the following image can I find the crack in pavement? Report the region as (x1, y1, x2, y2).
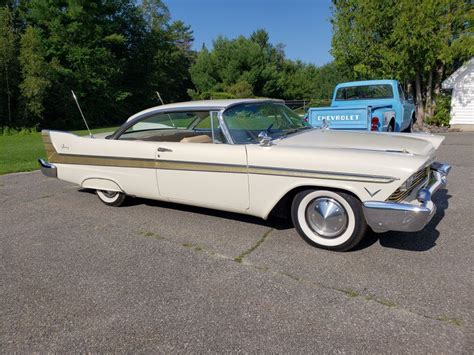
(233, 228, 273, 264)
(136, 229, 464, 329)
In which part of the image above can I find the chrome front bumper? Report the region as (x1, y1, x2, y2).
(363, 162, 451, 233)
(38, 159, 57, 178)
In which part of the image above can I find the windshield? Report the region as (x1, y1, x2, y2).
(223, 102, 309, 144)
(335, 84, 393, 101)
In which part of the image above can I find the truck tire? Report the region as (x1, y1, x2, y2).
(291, 189, 367, 251)
(403, 116, 414, 133)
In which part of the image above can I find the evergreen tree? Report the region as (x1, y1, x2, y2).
(0, 5, 18, 127)
(19, 26, 50, 126)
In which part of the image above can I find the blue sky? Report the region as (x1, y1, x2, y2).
(166, 0, 333, 66)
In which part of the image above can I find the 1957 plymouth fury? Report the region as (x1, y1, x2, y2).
(39, 99, 450, 251)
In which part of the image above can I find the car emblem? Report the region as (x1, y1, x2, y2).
(364, 187, 381, 197)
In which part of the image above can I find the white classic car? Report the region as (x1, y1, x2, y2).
(39, 99, 451, 251)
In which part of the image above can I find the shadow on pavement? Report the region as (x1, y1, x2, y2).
(356, 189, 451, 252)
(79, 188, 293, 231)
(80, 188, 451, 250)
(140, 197, 294, 230)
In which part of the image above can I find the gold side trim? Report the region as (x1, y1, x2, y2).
(49, 152, 156, 169)
(43, 143, 55, 151)
(158, 160, 245, 174)
(47, 152, 393, 183)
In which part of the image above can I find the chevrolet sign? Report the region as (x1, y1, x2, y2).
(316, 114, 360, 121)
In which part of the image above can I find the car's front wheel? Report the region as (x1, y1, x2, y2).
(96, 190, 127, 207)
(291, 189, 367, 251)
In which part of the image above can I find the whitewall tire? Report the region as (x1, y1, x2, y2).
(291, 189, 367, 251)
(96, 190, 127, 207)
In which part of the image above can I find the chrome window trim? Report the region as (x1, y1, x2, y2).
(218, 109, 234, 144)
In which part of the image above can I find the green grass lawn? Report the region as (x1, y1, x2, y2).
(0, 127, 116, 175)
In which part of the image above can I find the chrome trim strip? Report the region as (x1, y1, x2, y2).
(247, 165, 396, 183)
(431, 162, 451, 176)
(38, 159, 57, 178)
(218, 109, 234, 144)
(363, 162, 451, 233)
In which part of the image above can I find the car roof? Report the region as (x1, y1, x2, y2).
(126, 98, 284, 122)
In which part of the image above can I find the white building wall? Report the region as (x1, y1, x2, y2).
(449, 65, 474, 126)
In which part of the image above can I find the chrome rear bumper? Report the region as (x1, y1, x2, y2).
(38, 159, 57, 178)
(363, 162, 451, 233)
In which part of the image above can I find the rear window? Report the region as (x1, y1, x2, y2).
(335, 84, 393, 101)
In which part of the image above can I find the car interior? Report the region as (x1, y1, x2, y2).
(117, 111, 226, 143)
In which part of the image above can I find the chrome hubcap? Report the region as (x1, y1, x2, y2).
(305, 197, 348, 238)
(102, 190, 118, 198)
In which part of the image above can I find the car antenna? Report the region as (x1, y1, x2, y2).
(71, 90, 94, 138)
(156, 91, 175, 128)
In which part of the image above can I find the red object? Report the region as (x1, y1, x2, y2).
(371, 117, 379, 131)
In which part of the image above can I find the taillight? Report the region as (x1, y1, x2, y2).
(371, 117, 379, 131)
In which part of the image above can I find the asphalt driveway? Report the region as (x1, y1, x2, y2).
(0, 132, 472, 352)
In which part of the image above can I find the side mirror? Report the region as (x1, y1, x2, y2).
(407, 95, 414, 103)
(258, 131, 272, 147)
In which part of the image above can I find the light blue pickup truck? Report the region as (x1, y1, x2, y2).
(307, 80, 416, 132)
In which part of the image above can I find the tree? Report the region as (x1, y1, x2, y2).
(19, 26, 50, 125)
(190, 29, 349, 102)
(190, 29, 287, 99)
(331, 0, 474, 125)
(0, 5, 17, 127)
(0, 0, 196, 129)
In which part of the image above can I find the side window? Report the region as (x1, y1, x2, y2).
(118, 110, 226, 143)
(398, 84, 405, 101)
(123, 112, 198, 136)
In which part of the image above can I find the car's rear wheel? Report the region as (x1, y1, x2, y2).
(96, 190, 127, 207)
(291, 189, 367, 251)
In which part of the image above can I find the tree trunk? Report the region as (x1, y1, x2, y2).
(3, 60, 11, 127)
(434, 62, 444, 96)
(431, 62, 445, 116)
(425, 70, 433, 119)
(415, 72, 424, 126)
(407, 80, 414, 97)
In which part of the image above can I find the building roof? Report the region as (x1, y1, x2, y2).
(442, 58, 474, 89)
(126, 98, 283, 122)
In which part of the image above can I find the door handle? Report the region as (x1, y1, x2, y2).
(157, 147, 173, 152)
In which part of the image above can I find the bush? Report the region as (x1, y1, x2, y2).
(228, 81, 254, 98)
(197, 91, 236, 100)
(1, 126, 38, 136)
(307, 99, 331, 107)
(427, 93, 451, 126)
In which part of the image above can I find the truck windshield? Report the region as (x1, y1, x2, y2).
(335, 84, 393, 101)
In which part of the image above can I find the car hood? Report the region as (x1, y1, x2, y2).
(275, 129, 444, 156)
